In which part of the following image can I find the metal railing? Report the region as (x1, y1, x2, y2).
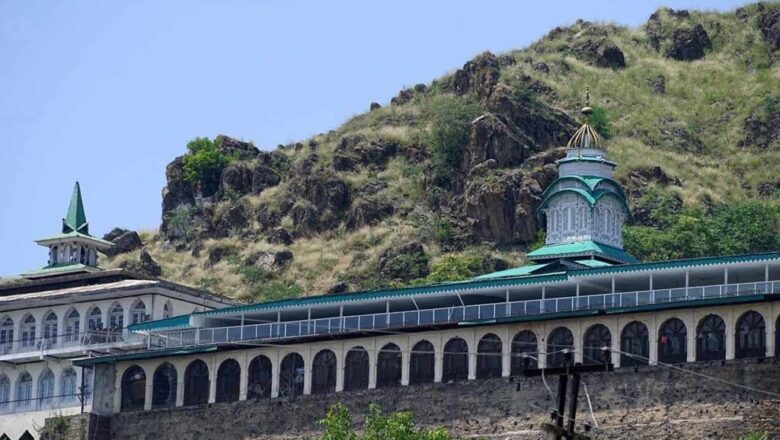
(0, 329, 144, 358)
(150, 280, 779, 350)
(0, 390, 89, 415)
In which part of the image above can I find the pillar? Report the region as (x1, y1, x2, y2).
(336, 344, 345, 392)
(368, 340, 377, 389)
(501, 327, 511, 377)
(648, 315, 658, 365)
(725, 309, 735, 360)
(175, 369, 185, 407)
(434, 345, 444, 383)
(686, 312, 697, 363)
(401, 340, 410, 386)
(303, 350, 313, 395)
(239, 354, 248, 401)
(467, 331, 476, 380)
(271, 352, 280, 398)
(143, 377, 153, 411)
(573, 321, 583, 364)
(208, 358, 217, 403)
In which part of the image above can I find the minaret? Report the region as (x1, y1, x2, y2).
(22, 182, 114, 279)
(527, 95, 637, 265)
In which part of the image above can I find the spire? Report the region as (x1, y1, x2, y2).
(62, 182, 89, 234)
(566, 89, 604, 149)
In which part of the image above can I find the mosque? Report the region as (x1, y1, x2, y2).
(2, 107, 778, 439)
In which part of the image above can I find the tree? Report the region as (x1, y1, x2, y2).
(182, 137, 231, 196)
(318, 403, 451, 440)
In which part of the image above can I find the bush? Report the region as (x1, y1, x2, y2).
(422, 253, 485, 283)
(252, 280, 303, 302)
(425, 95, 482, 185)
(182, 137, 231, 196)
(589, 106, 612, 139)
(318, 403, 451, 440)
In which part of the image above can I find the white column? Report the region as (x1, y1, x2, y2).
(270, 353, 280, 398)
(401, 340, 410, 386)
(573, 321, 583, 364)
(648, 315, 658, 365)
(208, 358, 217, 403)
(501, 327, 511, 377)
(143, 374, 153, 411)
(686, 312, 696, 362)
(766, 308, 775, 358)
(434, 334, 443, 383)
(725, 309, 735, 360)
(335, 344, 345, 392)
(467, 331, 476, 380)
(175, 370, 184, 407)
(303, 349, 313, 395)
(238, 353, 248, 401)
(611, 319, 621, 367)
(368, 340, 377, 389)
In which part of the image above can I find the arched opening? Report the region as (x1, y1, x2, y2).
(183, 359, 210, 406)
(696, 314, 726, 361)
(19, 432, 33, 440)
(443, 337, 469, 383)
(38, 369, 55, 407)
(247, 355, 272, 399)
(120, 366, 146, 412)
(736, 311, 765, 359)
(583, 324, 611, 366)
(0, 375, 9, 409)
(152, 363, 177, 408)
(279, 353, 304, 398)
(621, 321, 649, 367)
(311, 350, 337, 395)
(163, 302, 173, 319)
(216, 359, 241, 403)
(477, 333, 502, 379)
(16, 372, 32, 409)
(409, 340, 435, 385)
(547, 327, 574, 368)
(344, 347, 369, 391)
(376, 343, 402, 388)
(61, 368, 78, 403)
(658, 318, 687, 364)
(43, 312, 58, 346)
(510, 330, 537, 375)
(87, 307, 103, 330)
(20, 315, 36, 349)
(131, 301, 147, 325)
(0, 318, 13, 352)
(65, 309, 80, 343)
(109, 303, 124, 330)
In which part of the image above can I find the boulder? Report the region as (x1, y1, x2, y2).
(215, 135, 259, 160)
(206, 244, 237, 267)
(647, 74, 666, 94)
(211, 203, 249, 238)
(666, 24, 711, 61)
(497, 54, 516, 66)
(160, 156, 196, 236)
(463, 113, 530, 173)
(325, 282, 349, 295)
(290, 202, 321, 236)
(390, 89, 413, 106)
(533, 62, 550, 74)
(332, 154, 356, 172)
(219, 165, 253, 196)
(102, 228, 143, 257)
(369, 102, 382, 111)
(121, 249, 161, 277)
(266, 227, 293, 245)
(252, 165, 281, 194)
(735, 7, 748, 21)
(245, 250, 293, 271)
(452, 51, 501, 98)
(758, 8, 780, 51)
(346, 198, 394, 229)
(573, 38, 626, 69)
(256, 205, 281, 231)
(378, 242, 429, 282)
(740, 97, 780, 150)
(288, 175, 350, 214)
(355, 141, 398, 166)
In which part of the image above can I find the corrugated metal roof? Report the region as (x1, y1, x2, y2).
(527, 240, 639, 263)
(73, 345, 218, 366)
(128, 315, 190, 332)
(0, 279, 157, 304)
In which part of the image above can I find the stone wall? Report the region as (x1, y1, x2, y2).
(70, 358, 780, 440)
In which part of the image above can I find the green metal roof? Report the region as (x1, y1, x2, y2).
(527, 240, 639, 264)
(557, 156, 616, 167)
(572, 259, 613, 268)
(63, 182, 88, 234)
(571, 251, 780, 277)
(19, 263, 99, 278)
(537, 188, 630, 218)
(473, 263, 551, 280)
(128, 315, 191, 332)
(35, 231, 114, 247)
(540, 175, 625, 199)
(73, 345, 218, 367)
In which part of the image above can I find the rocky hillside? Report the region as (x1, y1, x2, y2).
(104, 4, 780, 302)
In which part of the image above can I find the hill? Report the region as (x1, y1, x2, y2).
(104, 4, 780, 302)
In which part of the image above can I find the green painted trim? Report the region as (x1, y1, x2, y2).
(537, 188, 630, 218)
(73, 345, 219, 366)
(128, 315, 191, 332)
(540, 176, 626, 200)
(35, 231, 114, 247)
(557, 156, 617, 167)
(473, 263, 551, 280)
(20, 263, 99, 278)
(527, 240, 639, 264)
(571, 251, 780, 277)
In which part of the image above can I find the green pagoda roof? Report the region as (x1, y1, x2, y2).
(527, 240, 639, 264)
(63, 182, 88, 234)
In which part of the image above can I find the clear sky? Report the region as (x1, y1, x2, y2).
(0, 0, 747, 277)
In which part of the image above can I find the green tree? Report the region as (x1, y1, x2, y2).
(318, 404, 451, 440)
(182, 137, 231, 196)
(425, 95, 482, 186)
(589, 106, 612, 139)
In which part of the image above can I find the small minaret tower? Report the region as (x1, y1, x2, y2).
(527, 94, 637, 265)
(22, 182, 114, 279)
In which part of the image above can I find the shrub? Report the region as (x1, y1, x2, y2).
(589, 106, 612, 139)
(425, 95, 482, 184)
(182, 137, 231, 196)
(252, 280, 303, 302)
(318, 403, 451, 440)
(423, 253, 485, 283)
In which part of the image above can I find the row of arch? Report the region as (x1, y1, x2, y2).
(0, 368, 79, 409)
(0, 301, 173, 348)
(120, 310, 779, 411)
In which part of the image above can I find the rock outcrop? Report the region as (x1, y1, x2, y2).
(666, 24, 711, 61)
(103, 228, 143, 257)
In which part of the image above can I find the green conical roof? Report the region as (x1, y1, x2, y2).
(62, 182, 89, 234)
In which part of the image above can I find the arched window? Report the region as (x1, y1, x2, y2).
(152, 363, 177, 408)
(16, 372, 32, 409)
(0, 318, 14, 353)
(183, 360, 210, 406)
(43, 312, 58, 346)
(61, 368, 78, 403)
(583, 324, 611, 366)
(658, 318, 687, 364)
(510, 330, 538, 375)
(87, 307, 103, 331)
(279, 353, 304, 398)
(38, 369, 55, 406)
(376, 343, 402, 388)
(409, 340, 435, 385)
(109, 304, 124, 329)
(736, 311, 766, 359)
(216, 359, 240, 403)
(477, 333, 502, 379)
(311, 350, 337, 395)
(163, 302, 173, 320)
(131, 301, 147, 325)
(120, 366, 145, 411)
(0, 375, 9, 409)
(20, 315, 36, 349)
(547, 327, 574, 368)
(621, 321, 649, 367)
(696, 314, 726, 361)
(65, 309, 80, 343)
(344, 347, 369, 391)
(247, 355, 272, 399)
(443, 337, 469, 383)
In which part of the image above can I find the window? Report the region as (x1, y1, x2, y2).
(547, 327, 574, 368)
(183, 360, 209, 406)
(65, 309, 80, 343)
(344, 347, 369, 391)
(658, 318, 687, 364)
(409, 340, 435, 385)
(279, 353, 304, 398)
(61, 369, 78, 403)
(88, 307, 103, 331)
(696, 314, 726, 361)
(311, 350, 337, 395)
(20, 315, 36, 349)
(510, 330, 537, 375)
(38, 369, 55, 406)
(152, 363, 177, 408)
(247, 355, 272, 399)
(736, 311, 765, 359)
(476, 333, 502, 379)
(131, 301, 147, 325)
(0, 375, 9, 409)
(120, 366, 146, 412)
(443, 337, 469, 383)
(376, 343, 401, 388)
(0, 318, 13, 353)
(163, 302, 173, 320)
(43, 312, 58, 346)
(216, 359, 241, 403)
(621, 321, 649, 367)
(109, 304, 124, 329)
(16, 372, 32, 409)
(583, 324, 612, 366)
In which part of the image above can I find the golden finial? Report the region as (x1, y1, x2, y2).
(581, 89, 593, 118)
(566, 89, 603, 149)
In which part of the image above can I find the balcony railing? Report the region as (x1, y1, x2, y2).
(0, 391, 89, 415)
(0, 329, 144, 359)
(150, 280, 779, 350)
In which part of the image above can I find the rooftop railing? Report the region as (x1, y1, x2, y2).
(0, 329, 144, 359)
(149, 280, 779, 350)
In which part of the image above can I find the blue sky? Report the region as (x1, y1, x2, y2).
(0, 0, 746, 276)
